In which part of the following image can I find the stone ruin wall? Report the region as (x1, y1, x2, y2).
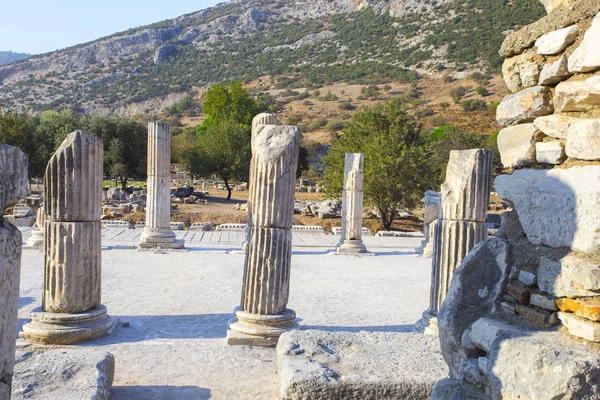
(433, 0, 600, 398)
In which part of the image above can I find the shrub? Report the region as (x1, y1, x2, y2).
(451, 86, 468, 104)
(325, 120, 345, 132)
(439, 102, 450, 109)
(286, 114, 302, 125)
(476, 86, 489, 96)
(338, 102, 355, 111)
(461, 99, 488, 111)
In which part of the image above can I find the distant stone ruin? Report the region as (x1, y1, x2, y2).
(432, 1, 600, 398)
(337, 153, 368, 254)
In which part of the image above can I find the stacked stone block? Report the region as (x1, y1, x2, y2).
(432, 2, 600, 398)
(227, 123, 300, 346)
(0, 145, 28, 399)
(21, 131, 116, 345)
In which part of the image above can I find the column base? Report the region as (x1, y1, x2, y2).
(414, 309, 439, 335)
(139, 228, 184, 249)
(24, 229, 44, 248)
(337, 239, 367, 254)
(20, 305, 117, 345)
(226, 307, 298, 347)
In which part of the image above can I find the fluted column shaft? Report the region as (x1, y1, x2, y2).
(341, 153, 364, 242)
(145, 122, 172, 230)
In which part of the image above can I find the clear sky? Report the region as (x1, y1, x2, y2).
(0, 0, 223, 55)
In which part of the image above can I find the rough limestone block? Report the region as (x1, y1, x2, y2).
(533, 114, 575, 138)
(539, 55, 572, 86)
(277, 330, 448, 400)
(558, 312, 600, 342)
(502, 52, 542, 93)
(423, 190, 441, 225)
(518, 270, 537, 286)
(44, 131, 103, 222)
(530, 292, 559, 311)
(495, 166, 600, 254)
(566, 119, 600, 161)
(441, 149, 493, 222)
(430, 379, 466, 400)
(539, 0, 574, 14)
(535, 25, 579, 55)
(536, 140, 565, 164)
(438, 238, 509, 380)
(469, 318, 523, 353)
(0, 145, 28, 212)
(515, 304, 551, 327)
(12, 350, 115, 400)
(568, 13, 600, 73)
(538, 255, 600, 297)
(557, 297, 600, 321)
(497, 124, 544, 168)
(482, 331, 600, 399)
(554, 75, 600, 112)
(496, 86, 554, 127)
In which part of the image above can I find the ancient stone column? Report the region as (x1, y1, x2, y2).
(416, 149, 492, 335)
(139, 122, 183, 249)
(242, 113, 278, 252)
(0, 145, 28, 399)
(228, 124, 300, 346)
(21, 131, 116, 344)
(337, 153, 367, 254)
(422, 190, 441, 257)
(25, 206, 45, 248)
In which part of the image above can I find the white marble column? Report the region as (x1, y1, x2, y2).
(139, 122, 184, 249)
(227, 124, 300, 346)
(21, 131, 116, 345)
(25, 206, 45, 248)
(337, 153, 367, 254)
(0, 145, 28, 399)
(422, 190, 441, 257)
(416, 149, 493, 335)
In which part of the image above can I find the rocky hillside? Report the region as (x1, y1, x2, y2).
(0, 0, 544, 115)
(0, 51, 31, 66)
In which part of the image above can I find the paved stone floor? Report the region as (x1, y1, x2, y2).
(15, 230, 431, 399)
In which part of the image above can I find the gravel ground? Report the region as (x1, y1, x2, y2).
(16, 246, 431, 399)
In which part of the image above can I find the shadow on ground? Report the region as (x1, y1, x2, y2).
(302, 325, 414, 333)
(112, 386, 211, 399)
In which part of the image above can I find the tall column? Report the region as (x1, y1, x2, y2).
(337, 153, 367, 254)
(21, 131, 116, 344)
(139, 122, 183, 249)
(0, 145, 28, 399)
(415, 149, 492, 335)
(227, 124, 300, 346)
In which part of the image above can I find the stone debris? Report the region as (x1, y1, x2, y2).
(558, 312, 600, 342)
(557, 297, 600, 321)
(497, 123, 544, 168)
(277, 330, 447, 400)
(515, 304, 551, 327)
(530, 292, 559, 311)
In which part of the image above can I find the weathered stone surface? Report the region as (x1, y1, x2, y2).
(515, 304, 551, 327)
(507, 282, 530, 304)
(539, 54, 572, 85)
(536, 140, 565, 164)
(558, 312, 600, 342)
(496, 86, 554, 127)
(495, 166, 600, 254)
(441, 149, 493, 222)
(519, 270, 537, 286)
(44, 131, 103, 222)
(338, 153, 367, 253)
(538, 255, 600, 297)
(229, 124, 300, 346)
(483, 331, 600, 399)
(423, 190, 441, 225)
(277, 330, 447, 400)
(140, 122, 183, 248)
(438, 238, 509, 380)
(539, 0, 574, 14)
(535, 25, 579, 55)
(500, 0, 600, 57)
(0, 145, 28, 212)
(554, 75, 600, 112)
(530, 292, 559, 310)
(557, 297, 600, 321)
(469, 318, 523, 353)
(497, 124, 544, 168)
(12, 350, 115, 400)
(430, 378, 466, 400)
(566, 119, 600, 160)
(502, 52, 541, 93)
(568, 13, 600, 73)
(533, 114, 575, 138)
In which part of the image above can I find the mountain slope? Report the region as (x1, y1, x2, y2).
(0, 51, 31, 65)
(0, 0, 544, 115)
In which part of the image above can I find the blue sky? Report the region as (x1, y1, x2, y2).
(0, 0, 222, 55)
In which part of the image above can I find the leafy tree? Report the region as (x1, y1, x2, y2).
(451, 86, 468, 104)
(200, 80, 268, 128)
(189, 120, 251, 200)
(476, 86, 489, 96)
(322, 102, 433, 229)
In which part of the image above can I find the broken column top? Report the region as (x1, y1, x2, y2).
(252, 113, 278, 132)
(344, 153, 364, 191)
(0, 145, 28, 212)
(441, 149, 493, 222)
(45, 130, 103, 222)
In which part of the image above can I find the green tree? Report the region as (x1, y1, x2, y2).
(189, 120, 251, 200)
(200, 80, 268, 128)
(322, 103, 433, 229)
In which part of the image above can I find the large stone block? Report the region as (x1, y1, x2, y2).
(566, 119, 600, 161)
(568, 12, 600, 73)
(535, 25, 579, 55)
(496, 86, 554, 127)
(538, 255, 600, 297)
(497, 124, 544, 168)
(558, 312, 600, 342)
(0, 145, 28, 212)
(536, 140, 565, 164)
(502, 52, 542, 93)
(539, 54, 572, 86)
(495, 166, 600, 254)
(424, 191, 441, 225)
(277, 330, 448, 400)
(44, 131, 103, 222)
(533, 114, 575, 138)
(554, 75, 600, 112)
(438, 238, 509, 380)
